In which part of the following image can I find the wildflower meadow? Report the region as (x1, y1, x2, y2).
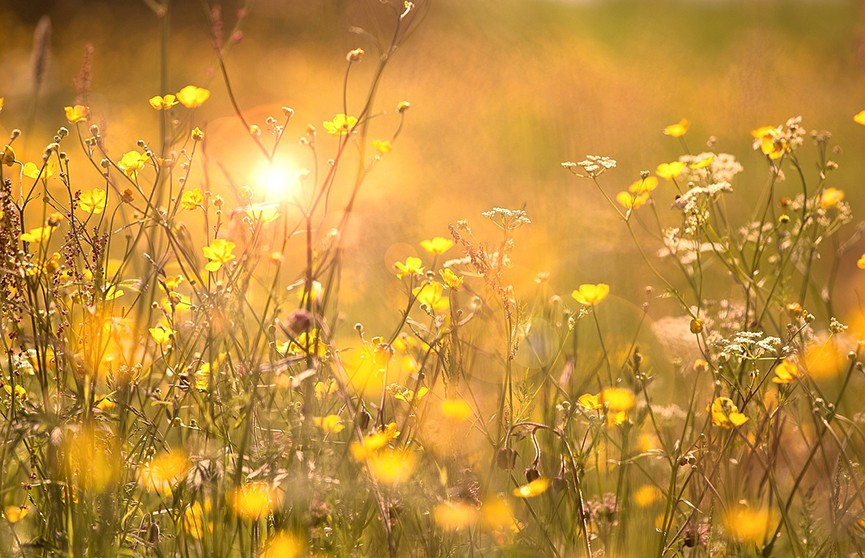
(1, 0, 865, 556)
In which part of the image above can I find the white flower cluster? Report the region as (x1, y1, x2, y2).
(672, 181, 733, 234)
(717, 330, 785, 359)
(561, 155, 617, 178)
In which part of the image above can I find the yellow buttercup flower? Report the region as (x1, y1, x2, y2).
(323, 114, 358, 136)
(512, 478, 549, 498)
(372, 139, 391, 154)
(118, 150, 150, 178)
(176, 85, 211, 108)
(137, 451, 190, 496)
(350, 423, 400, 462)
(64, 104, 90, 123)
(724, 506, 772, 543)
(663, 118, 689, 138)
(180, 188, 204, 210)
(689, 154, 714, 169)
(751, 125, 786, 159)
(709, 397, 748, 428)
(20, 225, 55, 244)
(262, 532, 304, 558)
(230, 482, 279, 520)
(149, 323, 174, 346)
(313, 415, 345, 434)
(183, 501, 212, 540)
(413, 281, 448, 311)
(191, 127, 205, 141)
(571, 283, 609, 305)
(78, 189, 107, 214)
(4, 505, 28, 524)
(420, 236, 454, 255)
(633, 485, 663, 507)
(148, 94, 178, 110)
(23, 160, 57, 183)
(858, 254, 865, 269)
(202, 239, 236, 272)
(616, 191, 649, 210)
(601, 387, 635, 412)
(394, 256, 424, 278)
(367, 449, 416, 485)
(854, 110, 865, 126)
(772, 357, 799, 384)
(578, 392, 603, 411)
(819, 187, 844, 209)
(628, 176, 658, 194)
(656, 161, 686, 180)
(439, 268, 463, 290)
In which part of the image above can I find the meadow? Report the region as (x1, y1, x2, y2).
(1, 0, 865, 556)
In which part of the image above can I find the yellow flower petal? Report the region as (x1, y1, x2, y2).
(176, 85, 210, 108)
(512, 478, 549, 498)
(663, 118, 689, 138)
(571, 283, 609, 305)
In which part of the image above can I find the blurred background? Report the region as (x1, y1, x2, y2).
(1, 0, 864, 334)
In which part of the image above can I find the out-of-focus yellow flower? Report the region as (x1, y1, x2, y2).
(323, 114, 358, 136)
(601, 387, 635, 412)
(413, 281, 448, 311)
(118, 151, 150, 178)
(855, 110, 865, 126)
(578, 393, 602, 411)
(95, 397, 116, 412)
(772, 357, 799, 384)
(512, 478, 549, 498)
(23, 160, 57, 183)
(372, 139, 391, 154)
(183, 501, 212, 540)
(180, 188, 204, 210)
(0, 98, 4, 112)
(421, 236, 454, 255)
(78, 189, 107, 214)
(689, 154, 714, 169)
(819, 187, 844, 209)
(656, 161, 686, 180)
(176, 85, 211, 108)
(634, 485, 663, 507)
(137, 451, 190, 496)
(262, 532, 305, 558)
(4, 505, 28, 524)
(350, 423, 400, 461)
(803, 340, 845, 380)
(20, 225, 55, 244)
(616, 191, 649, 210)
(149, 323, 174, 346)
(709, 397, 748, 429)
(367, 449, 416, 485)
(394, 256, 424, 278)
(571, 283, 609, 306)
(440, 399, 473, 421)
(434, 502, 479, 530)
(481, 498, 517, 532)
(628, 176, 658, 194)
(4, 384, 27, 400)
(163, 274, 184, 292)
(858, 254, 865, 270)
(313, 414, 345, 434)
(202, 238, 236, 272)
(64, 104, 90, 123)
(439, 268, 463, 290)
(607, 410, 628, 427)
(230, 482, 279, 520)
(148, 94, 178, 110)
(663, 118, 689, 138)
(724, 506, 772, 543)
(191, 127, 205, 141)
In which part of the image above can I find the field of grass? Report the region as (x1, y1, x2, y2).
(1, 0, 865, 556)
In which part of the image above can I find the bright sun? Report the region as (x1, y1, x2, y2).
(251, 159, 302, 202)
